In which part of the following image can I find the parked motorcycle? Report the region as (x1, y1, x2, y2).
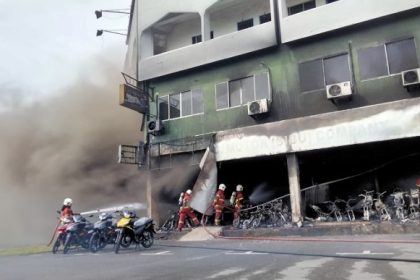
(114, 210, 155, 254)
(89, 212, 117, 253)
(52, 217, 72, 254)
(63, 214, 93, 254)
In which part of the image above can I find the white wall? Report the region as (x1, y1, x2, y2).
(279, 0, 420, 43)
(166, 16, 201, 51)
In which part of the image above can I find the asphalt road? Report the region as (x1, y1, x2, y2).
(1, 234, 420, 280)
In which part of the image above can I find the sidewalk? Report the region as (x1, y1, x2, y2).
(157, 220, 420, 241)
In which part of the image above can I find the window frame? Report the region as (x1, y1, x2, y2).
(358, 37, 419, 82)
(158, 89, 204, 121)
(215, 72, 271, 111)
(237, 18, 254, 31)
(299, 52, 352, 93)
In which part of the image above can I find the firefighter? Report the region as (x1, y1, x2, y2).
(233, 184, 244, 221)
(60, 198, 74, 222)
(177, 189, 200, 231)
(213, 184, 226, 226)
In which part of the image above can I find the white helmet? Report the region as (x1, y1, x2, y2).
(63, 198, 73, 206)
(218, 184, 226, 191)
(236, 184, 243, 192)
(186, 189, 192, 195)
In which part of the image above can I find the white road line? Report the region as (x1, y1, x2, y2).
(225, 251, 268, 255)
(140, 250, 173, 256)
(336, 250, 394, 256)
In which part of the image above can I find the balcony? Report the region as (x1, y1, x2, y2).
(279, 0, 420, 43)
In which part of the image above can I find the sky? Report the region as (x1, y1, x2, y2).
(0, 0, 150, 247)
(0, 0, 131, 109)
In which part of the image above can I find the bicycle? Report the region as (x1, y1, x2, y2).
(373, 191, 391, 221)
(359, 190, 374, 221)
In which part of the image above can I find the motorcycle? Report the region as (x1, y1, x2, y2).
(63, 214, 93, 254)
(52, 216, 72, 254)
(89, 212, 117, 253)
(114, 210, 156, 254)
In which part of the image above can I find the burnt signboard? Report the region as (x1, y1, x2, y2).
(119, 83, 148, 114)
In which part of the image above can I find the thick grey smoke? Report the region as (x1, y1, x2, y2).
(0, 58, 145, 248)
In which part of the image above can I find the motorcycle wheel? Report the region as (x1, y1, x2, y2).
(89, 232, 99, 253)
(52, 234, 62, 254)
(114, 231, 123, 254)
(120, 235, 132, 248)
(63, 234, 73, 254)
(141, 231, 154, 248)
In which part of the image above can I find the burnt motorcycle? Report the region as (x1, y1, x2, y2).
(63, 214, 93, 254)
(114, 210, 155, 254)
(88, 212, 117, 253)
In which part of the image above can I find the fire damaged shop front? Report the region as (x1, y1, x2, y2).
(142, 97, 420, 226)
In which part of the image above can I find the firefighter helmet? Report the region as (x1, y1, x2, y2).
(218, 184, 226, 191)
(63, 198, 73, 206)
(236, 184, 243, 192)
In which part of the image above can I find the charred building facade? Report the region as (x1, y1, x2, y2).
(119, 0, 420, 224)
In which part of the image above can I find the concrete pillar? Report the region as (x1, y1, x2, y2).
(201, 12, 211, 41)
(287, 153, 303, 224)
(146, 171, 160, 225)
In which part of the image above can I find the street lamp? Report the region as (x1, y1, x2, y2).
(96, 30, 127, 37)
(95, 9, 130, 19)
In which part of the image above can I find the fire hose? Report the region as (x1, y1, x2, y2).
(47, 219, 61, 247)
(200, 204, 420, 244)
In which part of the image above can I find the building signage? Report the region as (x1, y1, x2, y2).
(215, 98, 420, 161)
(119, 84, 148, 114)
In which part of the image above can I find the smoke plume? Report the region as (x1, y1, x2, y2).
(0, 57, 145, 248)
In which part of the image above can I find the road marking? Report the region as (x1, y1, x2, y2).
(140, 250, 173, 256)
(225, 250, 268, 255)
(336, 250, 394, 256)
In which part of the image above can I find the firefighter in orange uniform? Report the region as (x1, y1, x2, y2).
(177, 189, 200, 231)
(233, 184, 244, 221)
(213, 184, 226, 226)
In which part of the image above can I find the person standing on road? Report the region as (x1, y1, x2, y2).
(233, 184, 244, 222)
(177, 189, 200, 231)
(213, 184, 226, 226)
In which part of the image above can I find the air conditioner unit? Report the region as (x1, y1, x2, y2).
(326, 81, 352, 99)
(247, 99, 269, 116)
(401, 68, 420, 87)
(147, 120, 164, 135)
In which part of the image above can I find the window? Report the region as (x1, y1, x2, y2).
(299, 54, 351, 92)
(158, 89, 204, 120)
(326, 0, 338, 3)
(288, 0, 316, 15)
(259, 13, 271, 24)
(358, 38, 418, 80)
(192, 34, 202, 44)
(215, 73, 270, 110)
(237, 18, 254, 31)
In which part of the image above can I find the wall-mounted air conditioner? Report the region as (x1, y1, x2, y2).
(401, 68, 420, 87)
(247, 98, 269, 116)
(147, 120, 164, 135)
(326, 81, 352, 100)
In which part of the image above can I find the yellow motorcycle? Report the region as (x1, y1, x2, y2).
(114, 210, 155, 254)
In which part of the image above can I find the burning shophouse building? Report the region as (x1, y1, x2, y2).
(117, 0, 420, 225)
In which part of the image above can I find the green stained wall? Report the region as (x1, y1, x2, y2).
(147, 11, 420, 144)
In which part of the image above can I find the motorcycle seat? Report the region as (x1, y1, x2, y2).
(134, 217, 153, 228)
